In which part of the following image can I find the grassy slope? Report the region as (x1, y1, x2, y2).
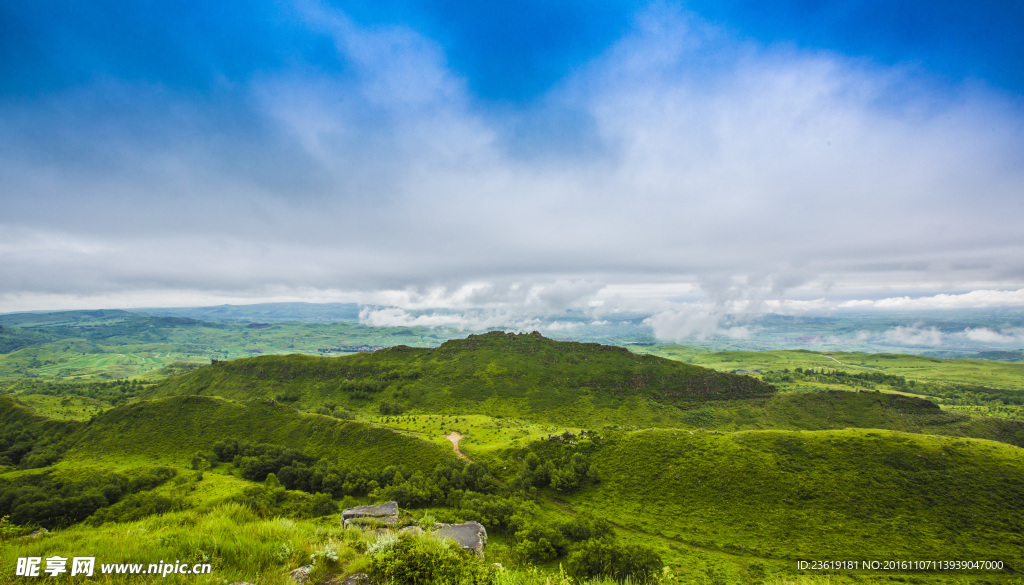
(144, 333, 1024, 448)
(146, 332, 775, 427)
(566, 428, 1024, 566)
(0, 394, 80, 444)
(3, 393, 111, 421)
(706, 391, 1024, 447)
(62, 395, 455, 471)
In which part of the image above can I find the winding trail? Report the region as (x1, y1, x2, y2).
(445, 432, 471, 462)
(822, 354, 843, 365)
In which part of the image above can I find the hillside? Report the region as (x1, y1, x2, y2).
(691, 390, 1024, 447)
(562, 427, 1024, 567)
(4, 329, 1024, 584)
(63, 395, 454, 471)
(146, 332, 776, 426)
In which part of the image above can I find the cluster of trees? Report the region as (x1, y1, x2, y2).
(0, 421, 64, 469)
(510, 433, 600, 493)
(513, 450, 597, 492)
(211, 436, 597, 506)
(0, 467, 176, 528)
(510, 514, 615, 562)
(211, 439, 314, 481)
(762, 368, 911, 389)
(211, 438, 500, 505)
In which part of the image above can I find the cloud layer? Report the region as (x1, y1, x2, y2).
(1, 3, 1023, 316)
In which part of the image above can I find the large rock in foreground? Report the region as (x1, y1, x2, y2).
(435, 522, 487, 557)
(341, 501, 399, 528)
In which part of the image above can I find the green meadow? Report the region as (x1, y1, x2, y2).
(0, 310, 454, 381)
(2, 316, 1023, 584)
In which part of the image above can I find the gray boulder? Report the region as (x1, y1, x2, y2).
(289, 565, 313, 584)
(341, 501, 399, 528)
(434, 522, 487, 557)
(342, 573, 372, 585)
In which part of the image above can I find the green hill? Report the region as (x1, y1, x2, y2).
(5, 330, 1024, 584)
(145, 332, 775, 426)
(0, 395, 82, 469)
(562, 427, 1024, 567)
(62, 395, 454, 472)
(144, 331, 1024, 447)
(697, 390, 1024, 447)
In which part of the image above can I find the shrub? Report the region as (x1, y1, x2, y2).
(369, 532, 497, 585)
(458, 493, 522, 532)
(307, 492, 338, 517)
(87, 492, 188, 525)
(565, 540, 663, 583)
(514, 521, 567, 562)
(125, 467, 176, 492)
(555, 515, 614, 543)
(212, 438, 239, 462)
(0, 515, 30, 540)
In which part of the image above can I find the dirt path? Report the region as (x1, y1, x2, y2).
(445, 432, 470, 462)
(822, 354, 843, 365)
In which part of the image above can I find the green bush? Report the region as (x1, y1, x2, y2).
(307, 492, 338, 517)
(87, 491, 188, 525)
(513, 521, 567, 561)
(212, 438, 239, 461)
(369, 532, 497, 585)
(555, 515, 614, 543)
(458, 492, 525, 532)
(0, 515, 31, 539)
(513, 448, 597, 493)
(565, 540, 663, 583)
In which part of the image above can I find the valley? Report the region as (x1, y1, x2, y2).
(1, 310, 1023, 584)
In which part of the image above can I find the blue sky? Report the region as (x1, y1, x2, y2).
(4, 1, 1022, 100)
(2, 1, 1023, 339)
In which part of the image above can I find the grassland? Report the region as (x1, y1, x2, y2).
(0, 310, 456, 381)
(3, 315, 1024, 584)
(367, 413, 573, 457)
(66, 395, 456, 471)
(565, 428, 1024, 563)
(635, 345, 1024, 425)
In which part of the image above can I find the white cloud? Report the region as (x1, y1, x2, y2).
(1, 4, 1023, 313)
(880, 325, 945, 347)
(357, 306, 590, 334)
(642, 305, 731, 341)
(961, 327, 1024, 345)
(838, 289, 1024, 310)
